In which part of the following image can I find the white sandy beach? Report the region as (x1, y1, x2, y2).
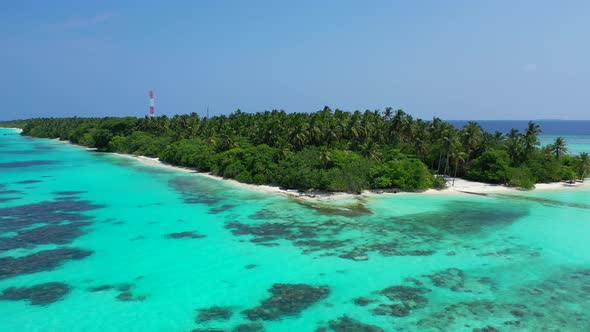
(11, 132, 590, 202)
(111, 152, 589, 202)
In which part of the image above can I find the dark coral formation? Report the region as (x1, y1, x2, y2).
(0, 160, 59, 168)
(0, 222, 90, 251)
(0, 190, 22, 195)
(169, 177, 222, 206)
(290, 198, 372, 218)
(295, 240, 348, 252)
(88, 283, 133, 293)
(373, 303, 410, 317)
(0, 149, 37, 155)
(0, 197, 101, 280)
(472, 327, 501, 332)
(116, 291, 146, 302)
(0, 199, 103, 233)
(226, 221, 327, 245)
(379, 285, 430, 311)
(242, 284, 330, 320)
(416, 300, 529, 330)
(233, 322, 264, 332)
(353, 297, 374, 306)
(209, 204, 237, 214)
(109, 282, 146, 302)
(0, 248, 93, 279)
(226, 193, 517, 265)
(328, 316, 384, 332)
(87, 282, 146, 302)
(477, 245, 541, 259)
(425, 268, 496, 293)
(225, 203, 498, 260)
(248, 209, 280, 220)
(343, 265, 590, 331)
(394, 201, 529, 235)
(403, 277, 423, 286)
(427, 268, 465, 291)
(87, 285, 113, 292)
(33, 143, 56, 151)
(221, 199, 529, 262)
(349, 280, 433, 322)
(225, 217, 442, 260)
(196, 306, 233, 322)
(0, 196, 99, 240)
(54, 191, 87, 196)
(0, 282, 70, 306)
(167, 231, 206, 239)
(338, 243, 434, 260)
(414, 268, 590, 331)
(15, 180, 42, 184)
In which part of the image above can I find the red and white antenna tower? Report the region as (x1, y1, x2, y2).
(149, 90, 155, 117)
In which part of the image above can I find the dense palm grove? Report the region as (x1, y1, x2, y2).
(2, 107, 589, 192)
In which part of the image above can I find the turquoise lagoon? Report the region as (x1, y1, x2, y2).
(1, 127, 589, 332)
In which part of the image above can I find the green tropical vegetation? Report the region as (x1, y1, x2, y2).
(2, 107, 588, 192)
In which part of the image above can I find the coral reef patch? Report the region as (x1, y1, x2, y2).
(242, 284, 329, 320)
(0, 282, 70, 306)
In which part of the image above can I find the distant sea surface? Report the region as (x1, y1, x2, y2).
(449, 120, 590, 155)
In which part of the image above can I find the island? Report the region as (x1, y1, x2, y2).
(2, 107, 588, 193)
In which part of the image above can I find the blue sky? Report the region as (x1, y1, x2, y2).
(1, 0, 589, 120)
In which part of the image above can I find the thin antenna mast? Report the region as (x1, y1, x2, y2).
(149, 91, 155, 117)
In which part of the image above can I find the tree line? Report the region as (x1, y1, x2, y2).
(2, 107, 589, 192)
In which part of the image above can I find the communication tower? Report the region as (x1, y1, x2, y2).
(149, 90, 155, 117)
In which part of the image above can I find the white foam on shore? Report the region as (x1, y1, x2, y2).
(3, 127, 23, 133)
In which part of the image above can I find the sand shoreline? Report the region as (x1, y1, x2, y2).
(13, 133, 587, 202)
(110, 151, 589, 202)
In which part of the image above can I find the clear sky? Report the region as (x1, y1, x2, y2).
(2, 0, 589, 121)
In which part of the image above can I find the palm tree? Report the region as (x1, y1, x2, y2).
(359, 140, 381, 161)
(401, 114, 415, 143)
(289, 123, 308, 150)
(452, 151, 467, 187)
(549, 137, 568, 159)
(441, 129, 458, 176)
(523, 121, 541, 157)
(461, 121, 483, 163)
(383, 107, 393, 121)
(349, 117, 364, 141)
(506, 129, 522, 163)
(389, 109, 407, 144)
(319, 146, 332, 168)
(577, 152, 590, 180)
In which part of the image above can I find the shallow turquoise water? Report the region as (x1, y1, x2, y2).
(1, 127, 590, 332)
